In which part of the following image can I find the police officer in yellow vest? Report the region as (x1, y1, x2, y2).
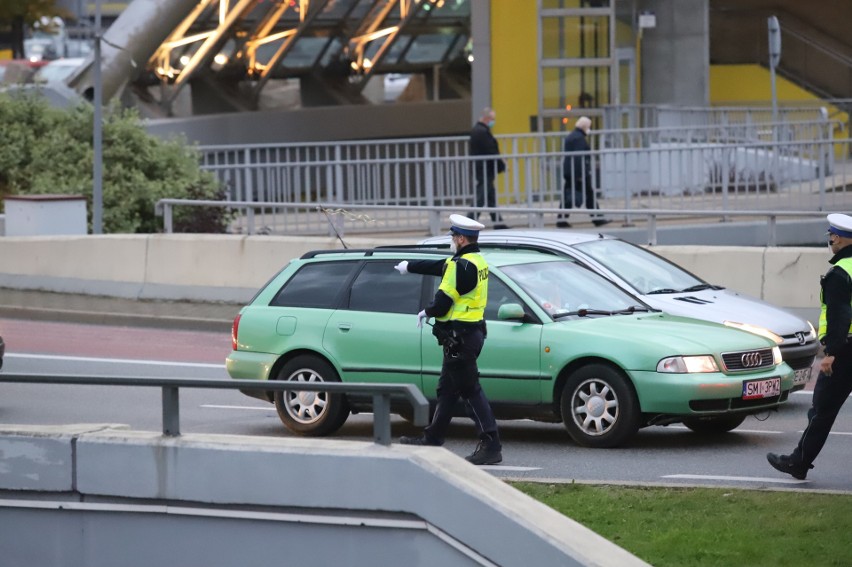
(768, 213, 852, 480)
(394, 214, 502, 465)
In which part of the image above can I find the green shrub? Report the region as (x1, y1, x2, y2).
(0, 92, 231, 233)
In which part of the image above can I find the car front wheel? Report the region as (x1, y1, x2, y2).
(682, 414, 746, 434)
(560, 363, 640, 448)
(273, 355, 350, 436)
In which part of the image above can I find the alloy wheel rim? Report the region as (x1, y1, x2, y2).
(284, 368, 327, 424)
(571, 378, 619, 436)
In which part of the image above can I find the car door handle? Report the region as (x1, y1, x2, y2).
(338, 323, 352, 332)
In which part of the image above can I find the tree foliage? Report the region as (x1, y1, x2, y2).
(0, 93, 230, 233)
(0, 0, 65, 23)
(0, 0, 68, 58)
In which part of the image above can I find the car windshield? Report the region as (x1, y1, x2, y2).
(500, 260, 649, 319)
(572, 238, 708, 295)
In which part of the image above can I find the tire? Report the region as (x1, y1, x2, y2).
(682, 414, 746, 434)
(273, 355, 350, 436)
(560, 363, 640, 448)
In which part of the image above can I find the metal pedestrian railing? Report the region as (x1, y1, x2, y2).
(187, 120, 849, 238)
(0, 374, 429, 446)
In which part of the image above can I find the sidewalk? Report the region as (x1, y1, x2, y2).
(0, 288, 239, 332)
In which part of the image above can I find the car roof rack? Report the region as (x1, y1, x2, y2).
(300, 247, 450, 259)
(376, 243, 560, 255)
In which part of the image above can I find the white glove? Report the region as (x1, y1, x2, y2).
(394, 260, 409, 275)
(416, 309, 427, 328)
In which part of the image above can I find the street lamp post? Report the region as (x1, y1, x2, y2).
(92, 0, 103, 234)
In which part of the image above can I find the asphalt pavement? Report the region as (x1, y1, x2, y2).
(0, 288, 238, 332)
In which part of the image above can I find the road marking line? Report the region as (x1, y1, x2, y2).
(201, 404, 274, 411)
(8, 353, 224, 369)
(481, 465, 541, 472)
(663, 474, 807, 484)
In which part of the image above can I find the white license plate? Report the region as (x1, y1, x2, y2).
(742, 377, 781, 400)
(793, 368, 812, 386)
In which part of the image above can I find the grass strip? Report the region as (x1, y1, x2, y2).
(512, 482, 852, 567)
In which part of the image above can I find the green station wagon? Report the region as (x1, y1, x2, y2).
(227, 247, 794, 448)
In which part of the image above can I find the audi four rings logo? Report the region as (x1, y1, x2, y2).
(740, 352, 763, 367)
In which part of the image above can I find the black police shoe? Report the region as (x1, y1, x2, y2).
(766, 452, 812, 480)
(556, 220, 572, 229)
(465, 440, 502, 465)
(399, 434, 440, 446)
(592, 218, 611, 227)
(493, 223, 510, 230)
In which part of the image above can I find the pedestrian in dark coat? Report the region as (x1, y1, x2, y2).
(468, 107, 508, 229)
(557, 116, 609, 228)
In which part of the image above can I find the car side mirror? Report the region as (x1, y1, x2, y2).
(497, 303, 526, 321)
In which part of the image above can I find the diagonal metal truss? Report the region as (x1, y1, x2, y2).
(145, 0, 464, 110)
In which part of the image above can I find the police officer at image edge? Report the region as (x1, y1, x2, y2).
(767, 213, 852, 480)
(393, 214, 502, 465)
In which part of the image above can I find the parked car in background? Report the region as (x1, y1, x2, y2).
(227, 247, 794, 448)
(0, 59, 47, 84)
(33, 57, 85, 85)
(422, 230, 818, 391)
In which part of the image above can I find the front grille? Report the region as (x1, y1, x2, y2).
(783, 356, 814, 371)
(721, 348, 774, 372)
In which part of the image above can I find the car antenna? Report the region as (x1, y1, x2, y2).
(318, 206, 349, 249)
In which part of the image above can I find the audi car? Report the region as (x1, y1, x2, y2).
(227, 247, 794, 448)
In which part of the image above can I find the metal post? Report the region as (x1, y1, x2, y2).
(424, 143, 434, 210)
(372, 393, 391, 445)
(164, 202, 173, 233)
(92, 0, 103, 234)
(647, 213, 657, 246)
(768, 215, 777, 247)
(162, 386, 180, 436)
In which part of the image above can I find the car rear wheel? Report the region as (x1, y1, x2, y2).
(682, 414, 746, 434)
(273, 355, 350, 436)
(560, 364, 640, 448)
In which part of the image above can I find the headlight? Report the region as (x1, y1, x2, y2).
(723, 321, 784, 345)
(772, 346, 782, 365)
(657, 355, 719, 373)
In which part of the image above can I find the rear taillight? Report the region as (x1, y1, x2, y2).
(231, 313, 242, 351)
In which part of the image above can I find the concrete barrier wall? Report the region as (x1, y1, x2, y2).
(0, 234, 827, 309)
(0, 424, 649, 567)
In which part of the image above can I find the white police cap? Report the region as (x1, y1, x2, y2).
(448, 213, 485, 236)
(827, 213, 852, 238)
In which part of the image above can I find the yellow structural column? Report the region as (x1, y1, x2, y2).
(490, 1, 538, 136)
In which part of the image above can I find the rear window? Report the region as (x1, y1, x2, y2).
(270, 261, 358, 308)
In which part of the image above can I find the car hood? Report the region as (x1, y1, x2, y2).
(638, 288, 810, 336)
(558, 312, 776, 355)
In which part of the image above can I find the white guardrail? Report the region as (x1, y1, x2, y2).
(155, 200, 835, 246)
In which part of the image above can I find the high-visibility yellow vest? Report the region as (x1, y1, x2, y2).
(818, 256, 852, 339)
(436, 252, 488, 323)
